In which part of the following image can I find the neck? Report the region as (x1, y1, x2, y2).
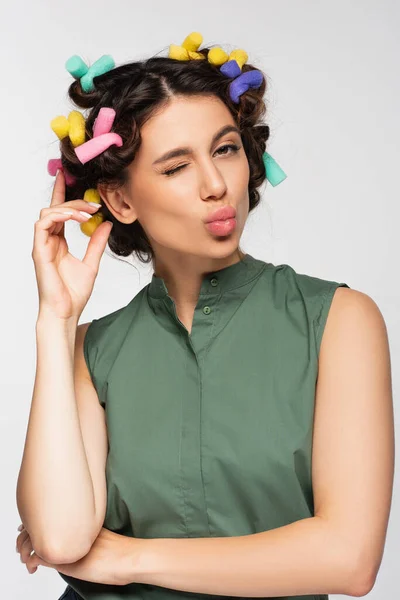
(152, 248, 246, 308)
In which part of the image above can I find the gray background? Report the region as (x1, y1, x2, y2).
(2, 0, 398, 597)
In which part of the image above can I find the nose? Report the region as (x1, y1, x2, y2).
(198, 158, 227, 201)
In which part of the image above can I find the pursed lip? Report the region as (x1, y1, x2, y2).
(204, 205, 237, 223)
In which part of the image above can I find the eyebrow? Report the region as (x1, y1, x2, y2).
(152, 124, 241, 166)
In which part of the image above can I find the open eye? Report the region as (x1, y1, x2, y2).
(162, 143, 241, 177)
(215, 143, 241, 156)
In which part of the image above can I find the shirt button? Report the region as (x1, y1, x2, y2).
(203, 306, 211, 315)
(210, 277, 218, 287)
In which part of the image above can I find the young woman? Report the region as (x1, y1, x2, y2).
(16, 33, 394, 600)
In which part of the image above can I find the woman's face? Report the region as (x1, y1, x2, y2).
(116, 95, 250, 258)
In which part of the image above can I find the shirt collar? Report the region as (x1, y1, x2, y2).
(147, 253, 265, 299)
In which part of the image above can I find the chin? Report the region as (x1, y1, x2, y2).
(203, 236, 243, 258)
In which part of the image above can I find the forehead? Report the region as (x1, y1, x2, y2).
(139, 95, 236, 154)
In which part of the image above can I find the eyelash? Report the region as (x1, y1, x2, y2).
(162, 144, 241, 177)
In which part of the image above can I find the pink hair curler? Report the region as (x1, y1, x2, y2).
(47, 158, 77, 186)
(75, 133, 123, 164)
(93, 107, 117, 137)
(74, 107, 123, 164)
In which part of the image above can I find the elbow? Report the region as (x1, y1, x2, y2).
(33, 535, 93, 565)
(28, 514, 103, 565)
(345, 574, 376, 598)
(16, 494, 93, 564)
(342, 553, 378, 597)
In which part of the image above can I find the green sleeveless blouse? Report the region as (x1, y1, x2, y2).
(58, 253, 349, 600)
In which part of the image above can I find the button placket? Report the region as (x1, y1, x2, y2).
(201, 276, 218, 316)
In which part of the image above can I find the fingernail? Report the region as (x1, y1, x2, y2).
(87, 202, 101, 208)
(79, 211, 92, 219)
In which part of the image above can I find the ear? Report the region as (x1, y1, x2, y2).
(97, 183, 139, 224)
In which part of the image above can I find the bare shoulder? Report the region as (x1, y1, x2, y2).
(328, 284, 384, 313)
(317, 284, 391, 412)
(321, 286, 388, 354)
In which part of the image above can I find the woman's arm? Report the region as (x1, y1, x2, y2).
(16, 317, 108, 564)
(127, 288, 394, 598)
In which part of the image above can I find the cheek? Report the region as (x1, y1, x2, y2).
(234, 159, 250, 196)
(132, 180, 186, 224)
(135, 184, 192, 239)
(231, 154, 250, 187)
(148, 176, 191, 211)
(235, 160, 250, 219)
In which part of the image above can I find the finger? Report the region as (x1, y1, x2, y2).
(16, 529, 29, 553)
(27, 551, 53, 572)
(50, 169, 66, 208)
(32, 210, 93, 255)
(38, 203, 101, 241)
(82, 220, 114, 272)
(32, 211, 74, 253)
(26, 550, 40, 574)
(40, 201, 101, 218)
(20, 535, 34, 567)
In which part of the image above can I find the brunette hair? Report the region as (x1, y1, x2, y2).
(60, 47, 270, 265)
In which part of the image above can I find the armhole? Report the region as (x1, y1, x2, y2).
(83, 319, 97, 380)
(82, 318, 107, 408)
(315, 282, 350, 357)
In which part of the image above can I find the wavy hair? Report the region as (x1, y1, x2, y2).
(60, 47, 271, 265)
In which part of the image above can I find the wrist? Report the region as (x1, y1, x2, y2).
(36, 311, 79, 341)
(122, 537, 154, 586)
(36, 308, 80, 330)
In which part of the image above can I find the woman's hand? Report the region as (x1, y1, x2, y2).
(16, 524, 52, 574)
(16, 524, 142, 586)
(32, 169, 114, 321)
